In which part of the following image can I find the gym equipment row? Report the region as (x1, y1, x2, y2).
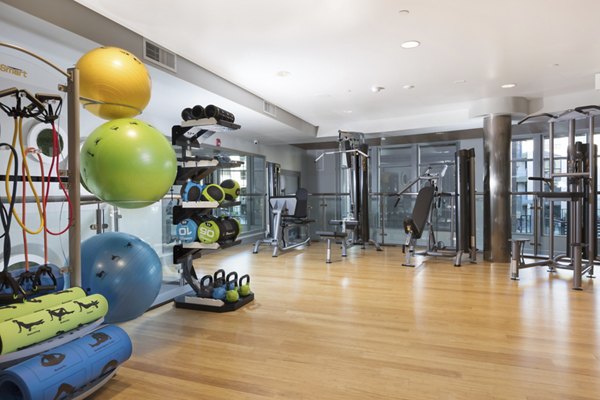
(315, 131, 381, 263)
(511, 106, 598, 290)
(174, 269, 254, 312)
(253, 188, 313, 257)
(401, 148, 477, 267)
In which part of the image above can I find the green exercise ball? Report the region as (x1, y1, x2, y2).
(80, 118, 177, 208)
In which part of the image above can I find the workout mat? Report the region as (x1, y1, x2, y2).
(0, 294, 108, 355)
(0, 288, 87, 323)
(0, 325, 132, 400)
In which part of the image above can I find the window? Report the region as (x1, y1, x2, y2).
(511, 139, 535, 234)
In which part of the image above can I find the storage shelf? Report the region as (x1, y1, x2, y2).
(172, 119, 241, 147)
(170, 115, 244, 308)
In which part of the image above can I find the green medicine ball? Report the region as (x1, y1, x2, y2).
(201, 184, 225, 203)
(220, 179, 241, 201)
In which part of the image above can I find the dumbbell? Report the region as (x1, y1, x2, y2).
(198, 275, 213, 298)
(238, 274, 251, 297)
(225, 271, 239, 303)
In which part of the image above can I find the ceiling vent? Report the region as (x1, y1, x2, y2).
(263, 101, 278, 117)
(143, 39, 177, 72)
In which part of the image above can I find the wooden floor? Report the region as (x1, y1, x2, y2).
(91, 242, 599, 400)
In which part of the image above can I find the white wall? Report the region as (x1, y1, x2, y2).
(0, 6, 305, 268)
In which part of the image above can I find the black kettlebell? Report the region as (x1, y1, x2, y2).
(199, 275, 213, 298)
(213, 269, 226, 288)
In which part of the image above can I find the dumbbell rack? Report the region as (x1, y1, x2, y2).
(169, 118, 254, 312)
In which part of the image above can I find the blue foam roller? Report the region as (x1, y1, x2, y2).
(0, 325, 132, 400)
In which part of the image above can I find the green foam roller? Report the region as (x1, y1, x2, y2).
(0, 294, 108, 355)
(0, 287, 87, 323)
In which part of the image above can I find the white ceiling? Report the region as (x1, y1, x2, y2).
(73, 0, 600, 142)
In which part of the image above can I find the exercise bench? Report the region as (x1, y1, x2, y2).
(253, 188, 313, 257)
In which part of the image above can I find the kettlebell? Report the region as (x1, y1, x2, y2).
(238, 274, 251, 297)
(212, 269, 227, 300)
(225, 271, 239, 303)
(213, 269, 226, 288)
(198, 275, 213, 298)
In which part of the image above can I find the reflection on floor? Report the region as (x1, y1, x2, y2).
(92, 242, 599, 400)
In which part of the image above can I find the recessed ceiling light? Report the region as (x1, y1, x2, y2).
(398, 9, 410, 14)
(401, 40, 420, 49)
(371, 85, 385, 93)
(276, 70, 291, 77)
(454, 79, 467, 84)
(402, 84, 415, 89)
(342, 110, 353, 114)
(501, 83, 517, 89)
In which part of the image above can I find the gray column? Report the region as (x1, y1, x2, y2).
(483, 114, 512, 262)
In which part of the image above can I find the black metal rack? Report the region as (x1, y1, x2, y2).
(169, 118, 252, 312)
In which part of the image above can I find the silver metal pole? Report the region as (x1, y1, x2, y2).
(469, 150, 477, 261)
(549, 121, 555, 263)
(567, 118, 583, 289)
(67, 67, 81, 288)
(532, 196, 539, 257)
(588, 115, 596, 276)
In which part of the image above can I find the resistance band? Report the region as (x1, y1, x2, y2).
(0, 324, 132, 400)
(42, 120, 72, 236)
(0, 143, 24, 302)
(4, 117, 44, 235)
(0, 294, 108, 355)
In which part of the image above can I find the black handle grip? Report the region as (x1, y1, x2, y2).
(239, 274, 250, 286)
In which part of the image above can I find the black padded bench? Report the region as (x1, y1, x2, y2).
(316, 231, 348, 263)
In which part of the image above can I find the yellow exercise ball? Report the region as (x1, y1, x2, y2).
(76, 46, 152, 120)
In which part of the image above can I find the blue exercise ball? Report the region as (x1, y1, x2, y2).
(81, 232, 162, 323)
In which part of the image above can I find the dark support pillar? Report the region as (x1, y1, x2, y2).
(483, 114, 512, 262)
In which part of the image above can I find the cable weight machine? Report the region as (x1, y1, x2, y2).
(314, 131, 381, 263)
(511, 106, 598, 290)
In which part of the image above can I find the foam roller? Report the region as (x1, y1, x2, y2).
(0, 294, 108, 355)
(0, 324, 132, 400)
(0, 288, 87, 323)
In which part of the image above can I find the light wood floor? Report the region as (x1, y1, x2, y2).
(90, 242, 599, 400)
